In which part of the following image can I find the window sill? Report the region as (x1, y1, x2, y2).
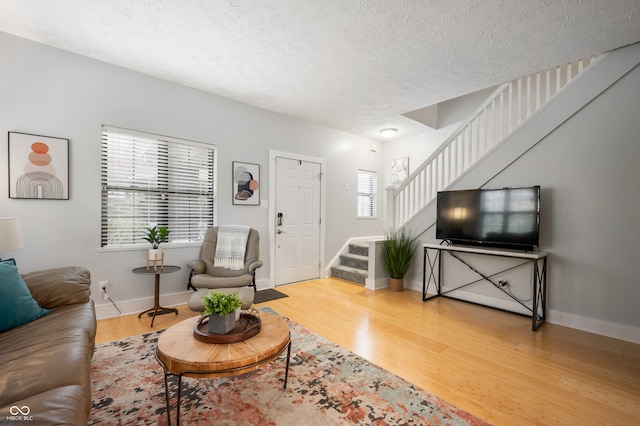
(96, 241, 202, 253)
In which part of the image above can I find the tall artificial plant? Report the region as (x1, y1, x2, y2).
(381, 228, 419, 279)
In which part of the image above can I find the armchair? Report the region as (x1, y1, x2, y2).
(187, 226, 263, 312)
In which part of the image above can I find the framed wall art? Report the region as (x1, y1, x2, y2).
(232, 161, 260, 205)
(391, 157, 409, 184)
(8, 132, 70, 200)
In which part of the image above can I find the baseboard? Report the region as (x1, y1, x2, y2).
(95, 290, 192, 320)
(403, 281, 640, 344)
(548, 309, 640, 345)
(365, 277, 389, 290)
(255, 278, 272, 291)
(95, 279, 273, 320)
(404, 277, 423, 293)
(94, 279, 640, 344)
(405, 280, 522, 312)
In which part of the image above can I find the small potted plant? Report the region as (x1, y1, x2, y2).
(142, 225, 170, 260)
(381, 227, 419, 292)
(202, 291, 243, 334)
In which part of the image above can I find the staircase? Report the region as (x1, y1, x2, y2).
(330, 242, 368, 285)
(330, 50, 629, 288)
(388, 53, 603, 229)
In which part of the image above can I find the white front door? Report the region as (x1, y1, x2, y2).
(274, 156, 321, 285)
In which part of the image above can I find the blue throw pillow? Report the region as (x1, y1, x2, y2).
(0, 263, 51, 333)
(0, 258, 16, 265)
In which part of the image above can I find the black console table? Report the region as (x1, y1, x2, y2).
(423, 244, 548, 331)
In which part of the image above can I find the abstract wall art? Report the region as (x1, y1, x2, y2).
(8, 132, 69, 200)
(232, 161, 260, 205)
(391, 157, 409, 184)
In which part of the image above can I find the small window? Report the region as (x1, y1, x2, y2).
(357, 170, 377, 218)
(100, 125, 216, 248)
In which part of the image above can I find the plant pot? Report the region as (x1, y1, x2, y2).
(148, 248, 162, 260)
(389, 278, 404, 292)
(208, 312, 236, 335)
(147, 248, 165, 270)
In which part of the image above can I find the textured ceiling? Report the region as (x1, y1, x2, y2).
(1, 0, 640, 141)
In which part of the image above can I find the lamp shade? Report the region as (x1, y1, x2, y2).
(0, 217, 25, 251)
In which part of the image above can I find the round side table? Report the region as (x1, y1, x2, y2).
(132, 265, 181, 327)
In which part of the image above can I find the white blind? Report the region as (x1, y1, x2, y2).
(100, 126, 216, 247)
(357, 170, 376, 217)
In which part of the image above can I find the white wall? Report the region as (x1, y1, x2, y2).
(485, 60, 640, 332)
(0, 32, 384, 317)
(398, 45, 640, 342)
(5, 30, 637, 340)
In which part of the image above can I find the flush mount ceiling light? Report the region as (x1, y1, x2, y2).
(379, 128, 398, 138)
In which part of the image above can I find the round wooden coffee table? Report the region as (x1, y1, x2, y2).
(155, 311, 291, 425)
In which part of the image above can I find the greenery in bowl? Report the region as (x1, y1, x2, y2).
(381, 228, 419, 279)
(141, 225, 170, 249)
(202, 291, 243, 317)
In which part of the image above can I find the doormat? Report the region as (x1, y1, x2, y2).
(254, 288, 289, 304)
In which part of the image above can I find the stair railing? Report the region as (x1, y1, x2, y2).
(388, 54, 603, 228)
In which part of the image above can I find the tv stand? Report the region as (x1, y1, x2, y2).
(422, 244, 548, 331)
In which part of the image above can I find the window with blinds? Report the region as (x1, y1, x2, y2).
(357, 170, 377, 218)
(100, 125, 216, 248)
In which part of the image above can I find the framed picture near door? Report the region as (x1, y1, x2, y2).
(8, 131, 70, 200)
(232, 161, 260, 205)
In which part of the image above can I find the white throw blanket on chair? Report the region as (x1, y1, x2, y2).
(214, 225, 250, 270)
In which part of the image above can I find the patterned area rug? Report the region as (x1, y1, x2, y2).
(90, 309, 490, 425)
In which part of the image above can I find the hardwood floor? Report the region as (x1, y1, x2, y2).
(96, 278, 640, 425)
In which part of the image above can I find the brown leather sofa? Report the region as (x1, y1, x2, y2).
(0, 266, 96, 425)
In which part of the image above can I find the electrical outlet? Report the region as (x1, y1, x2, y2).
(99, 279, 109, 293)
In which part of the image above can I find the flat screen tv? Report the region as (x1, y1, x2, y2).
(436, 186, 540, 251)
